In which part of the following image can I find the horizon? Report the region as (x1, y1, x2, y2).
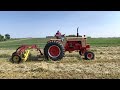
(0, 11, 120, 38)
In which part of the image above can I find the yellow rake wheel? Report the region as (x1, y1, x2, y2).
(12, 55, 21, 63)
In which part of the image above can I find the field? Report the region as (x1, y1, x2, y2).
(0, 38, 120, 79)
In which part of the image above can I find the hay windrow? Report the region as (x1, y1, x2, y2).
(0, 46, 120, 79)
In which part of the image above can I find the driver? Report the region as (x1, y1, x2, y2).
(55, 30, 65, 41)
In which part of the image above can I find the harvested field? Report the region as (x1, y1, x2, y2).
(0, 46, 120, 79)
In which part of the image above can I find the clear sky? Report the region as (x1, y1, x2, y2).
(0, 11, 120, 38)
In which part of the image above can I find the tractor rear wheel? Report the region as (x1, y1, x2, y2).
(11, 54, 21, 63)
(44, 41, 65, 61)
(84, 51, 94, 60)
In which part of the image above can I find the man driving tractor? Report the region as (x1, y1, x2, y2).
(55, 30, 65, 41)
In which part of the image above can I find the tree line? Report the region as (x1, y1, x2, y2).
(66, 35, 91, 38)
(66, 34, 82, 37)
(0, 34, 10, 41)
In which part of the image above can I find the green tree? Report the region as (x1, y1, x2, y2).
(0, 34, 4, 41)
(87, 36, 91, 38)
(5, 34, 10, 39)
(66, 34, 82, 37)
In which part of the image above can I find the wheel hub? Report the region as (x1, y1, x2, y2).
(87, 53, 93, 59)
(48, 45, 60, 58)
(13, 56, 19, 62)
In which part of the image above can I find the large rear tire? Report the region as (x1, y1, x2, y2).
(44, 41, 65, 61)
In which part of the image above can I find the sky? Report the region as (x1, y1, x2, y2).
(0, 11, 120, 38)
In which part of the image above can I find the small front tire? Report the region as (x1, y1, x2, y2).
(84, 51, 95, 60)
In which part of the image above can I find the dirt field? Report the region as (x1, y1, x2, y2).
(0, 46, 120, 79)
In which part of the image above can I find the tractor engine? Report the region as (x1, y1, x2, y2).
(65, 41, 82, 52)
(64, 36, 90, 52)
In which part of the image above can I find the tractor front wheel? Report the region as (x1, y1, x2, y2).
(84, 51, 95, 60)
(44, 41, 65, 61)
(79, 51, 83, 55)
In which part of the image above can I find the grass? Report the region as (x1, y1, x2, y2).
(0, 37, 120, 49)
(0, 38, 49, 49)
(87, 38, 120, 47)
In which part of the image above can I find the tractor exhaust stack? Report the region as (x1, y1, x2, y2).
(77, 27, 79, 37)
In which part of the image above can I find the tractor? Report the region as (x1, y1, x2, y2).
(44, 27, 95, 61)
(11, 27, 94, 63)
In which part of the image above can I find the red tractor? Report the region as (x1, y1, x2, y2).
(11, 27, 94, 63)
(44, 27, 95, 61)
